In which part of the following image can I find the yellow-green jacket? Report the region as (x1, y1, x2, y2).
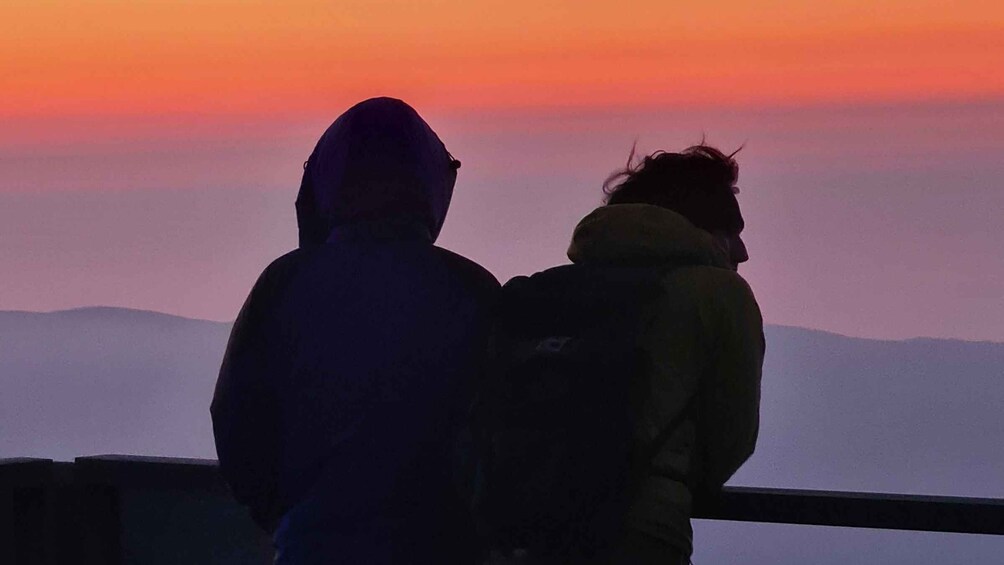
(567, 203, 764, 555)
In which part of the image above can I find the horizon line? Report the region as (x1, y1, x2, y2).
(3, 305, 1001, 346)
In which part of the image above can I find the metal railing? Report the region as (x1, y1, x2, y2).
(694, 485, 1004, 536)
(3, 456, 1003, 564)
(1, 456, 271, 565)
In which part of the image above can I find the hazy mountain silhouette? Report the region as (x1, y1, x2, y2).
(4, 306, 1001, 496)
(735, 326, 1004, 499)
(0, 307, 231, 460)
(2, 307, 1002, 563)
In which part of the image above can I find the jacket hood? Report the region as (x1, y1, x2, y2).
(296, 97, 458, 248)
(567, 203, 731, 268)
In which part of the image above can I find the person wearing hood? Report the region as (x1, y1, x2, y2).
(211, 97, 500, 564)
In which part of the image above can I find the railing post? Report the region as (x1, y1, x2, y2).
(74, 482, 122, 565)
(0, 459, 54, 565)
(73, 455, 273, 565)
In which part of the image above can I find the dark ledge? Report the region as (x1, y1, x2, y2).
(694, 486, 1004, 535)
(0, 458, 54, 487)
(73, 455, 227, 493)
(4, 456, 1004, 536)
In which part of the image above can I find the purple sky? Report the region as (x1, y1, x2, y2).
(2, 100, 1002, 341)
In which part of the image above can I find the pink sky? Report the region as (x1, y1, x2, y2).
(2, 100, 1002, 342)
(2, 1, 1003, 341)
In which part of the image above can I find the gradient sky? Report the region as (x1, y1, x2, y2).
(2, 1, 1003, 341)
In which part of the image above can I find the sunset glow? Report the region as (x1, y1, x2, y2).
(3, 1, 1004, 341)
(4, 0, 1003, 122)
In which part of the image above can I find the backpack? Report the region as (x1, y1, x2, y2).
(466, 264, 693, 562)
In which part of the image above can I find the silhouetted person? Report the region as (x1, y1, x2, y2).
(211, 97, 499, 565)
(598, 146, 763, 564)
(475, 145, 763, 564)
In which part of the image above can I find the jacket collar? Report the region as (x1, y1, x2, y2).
(567, 204, 730, 268)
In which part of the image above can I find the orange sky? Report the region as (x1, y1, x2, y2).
(3, 2, 1004, 341)
(3, 0, 1003, 120)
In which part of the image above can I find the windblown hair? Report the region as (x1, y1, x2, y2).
(603, 144, 744, 234)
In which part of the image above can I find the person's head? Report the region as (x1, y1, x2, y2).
(295, 97, 461, 248)
(603, 144, 748, 269)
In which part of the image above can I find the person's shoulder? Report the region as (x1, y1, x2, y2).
(430, 246, 501, 294)
(657, 265, 763, 349)
(265, 248, 307, 272)
(659, 264, 761, 324)
(258, 248, 307, 283)
(667, 264, 755, 297)
(244, 249, 311, 302)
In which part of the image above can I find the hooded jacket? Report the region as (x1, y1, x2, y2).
(211, 98, 499, 565)
(567, 203, 764, 556)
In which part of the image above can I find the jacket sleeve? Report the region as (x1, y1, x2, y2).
(210, 263, 286, 533)
(697, 275, 765, 490)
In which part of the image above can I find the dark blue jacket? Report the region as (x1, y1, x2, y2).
(211, 98, 499, 564)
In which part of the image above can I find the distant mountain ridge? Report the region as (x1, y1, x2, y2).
(15, 306, 997, 343)
(1, 307, 231, 462)
(4, 305, 1002, 495)
(3, 306, 1003, 564)
(1, 309, 1003, 495)
(3, 306, 227, 325)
